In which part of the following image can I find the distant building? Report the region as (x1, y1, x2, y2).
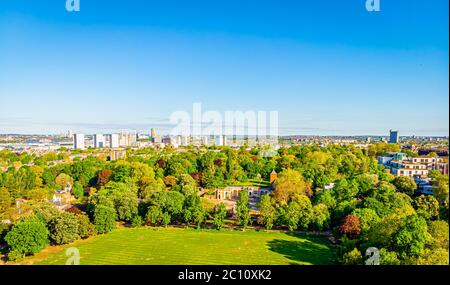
(201, 136, 209, 146)
(93, 134, 105, 148)
(214, 135, 227, 146)
(162, 136, 172, 145)
(181, 135, 189, 146)
(389, 130, 399, 143)
(118, 132, 137, 147)
(109, 148, 126, 161)
(107, 134, 120, 148)
(73, 134, 85, 149)
(216, 186, 273, 201)
(378, 152, 449, 178)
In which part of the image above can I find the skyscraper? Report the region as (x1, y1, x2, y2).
(94, 134, 105, 148)
(389, 130, 399, 143)
(73, 134, 85, 149)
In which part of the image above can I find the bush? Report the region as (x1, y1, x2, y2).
(341, 248, 363, 265)
(48, 212, 80, 245)
(5, 215, 49, 258)
(76, 214, 96, 239)
(94, 205, 117, 234)
(131, 215, 143, 227)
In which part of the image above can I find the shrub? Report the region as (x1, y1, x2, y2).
(76, 214, 96, 239)
(131, 215, 143, 227)
(341, 248, 363, 265)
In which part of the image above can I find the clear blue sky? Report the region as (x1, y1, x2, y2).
(0, 0, 448, 136)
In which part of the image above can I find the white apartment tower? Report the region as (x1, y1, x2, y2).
(73, 134, 85, 149)
(94, 134, 105, 148)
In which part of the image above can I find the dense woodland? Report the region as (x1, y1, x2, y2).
(0, 142, 448, 264)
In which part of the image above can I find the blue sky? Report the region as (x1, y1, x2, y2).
(0, 0, 448, 136)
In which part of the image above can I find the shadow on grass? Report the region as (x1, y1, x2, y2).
(267, 232, 335, 265)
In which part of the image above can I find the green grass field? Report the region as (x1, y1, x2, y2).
(23, 227, 335, 265)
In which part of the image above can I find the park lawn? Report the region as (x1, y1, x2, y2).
(22, 227, 336, 265)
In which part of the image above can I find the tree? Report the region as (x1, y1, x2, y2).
(192, 204, 206, 229)
(340, 214, 361, 239)
(311, 203, 330, 231)
(314, 190, 336, 210)
(236, 190, 251, 229)
(291, 194, 313, 229)
(392, 176, 417, 196)
(352, 208, 380, 234)
(213, 202, 227, 230)
(72, 181, 84, 199)
(161, 212, 171, 227)
(48, 212, 80, 245)
(257, 195, 276, 230)
(5, 215, 49, 259)
(76, 214, 96, 239)
(341, 248, 363, 265)
(285, 202, 300, 231)
(115, 190, 139, 222)
(97, 169, 113, 188)
(55, 173, 73, 189)
(146, 205, 163, 225)
(409, 248, 449, 265)
(379, 248, 400, 265)
(391, 214, 428, 259)
(273, 169, 312, 204)
(93, 205, 117, 234)
(413, 195, 439, 220)
(427, 220, 449, 250)
(0, 187, 12, 213)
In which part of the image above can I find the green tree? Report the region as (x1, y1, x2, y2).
(76, 214, 96, 239)
(192, 204, 206, 229)
(236, 190, 251, 229)
(379, 248, 400, 265)
(5, 215, 49, 259)
(0, 187, 12, 213)
(341, 248, 363, 265)
(391, 214, 428, 259)
(161, 212, 171, 227)
(427, 220, 449, 250)
(352, 208, 380, 234)
(146, 205, 163, 225)
(392, 176, 417, 196)
(93, 205, 117, 234)
(213, 202, 227, 230)
(291, 194, 313, 229)
(48, 212, 80, 245)
(311, 203, 330, 231)
(257, 195, 276, 230)
(72, 181, 84, 199)
(413, 195, 439, 220)
(285, 202, 301, 231)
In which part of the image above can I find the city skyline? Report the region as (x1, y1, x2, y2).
(0, 1, 449, 136)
